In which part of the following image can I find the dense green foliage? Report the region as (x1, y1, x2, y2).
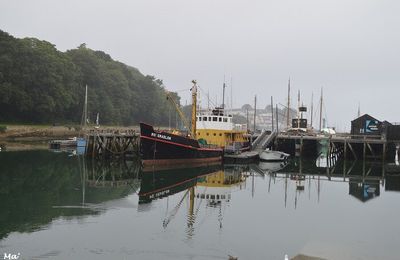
(0, 30, 179, 125)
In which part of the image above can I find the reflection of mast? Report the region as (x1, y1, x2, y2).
(163, 190, 189, 228)
(186, 186, 196, 237)
(77, 154, 86, 206)
(82, 156, 86, 206)
(188, 187, 195, 227)
(284, 174, 288, 208)
(318, 175, 320, 203)
(252, 171, 255, 198)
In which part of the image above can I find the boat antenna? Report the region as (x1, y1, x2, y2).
(207, 89, 210, 110)
(222, 80, 226, 110)
(230, 76, 233, 114)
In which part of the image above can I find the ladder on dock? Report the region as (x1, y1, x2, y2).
(252, 130, 278, 152)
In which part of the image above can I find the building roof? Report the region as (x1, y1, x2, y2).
(351, 114, 380, 123)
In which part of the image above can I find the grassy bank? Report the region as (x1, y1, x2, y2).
(0, 123, 141, 141)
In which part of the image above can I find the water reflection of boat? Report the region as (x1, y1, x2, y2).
(138, 164, 223, 204)
(258, 160, 288, 172)
(49, 146, 86, 156)
(195, 165, 247, 206)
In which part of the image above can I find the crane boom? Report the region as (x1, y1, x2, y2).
(165, 91, 191, 133)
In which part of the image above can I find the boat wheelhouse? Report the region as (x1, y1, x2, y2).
(196, 107, 250, 150)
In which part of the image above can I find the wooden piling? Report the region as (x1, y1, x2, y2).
(85, 131, 140, 160)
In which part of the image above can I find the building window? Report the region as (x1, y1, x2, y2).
(223, 118, 228, 122)
(209, 117, 211, 121)
(203, 117, 207, 121)
(219, 117, 222, 122)
(198, 117, 201, 121)
(213, 133, 216, 136)
(219, 133, 222, 136)
(206, 133, 209, 136)
(213, 117, 217, 121)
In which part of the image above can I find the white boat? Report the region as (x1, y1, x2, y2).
(259, 150, 289, 161)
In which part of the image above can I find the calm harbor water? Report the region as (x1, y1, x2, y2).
(1, 150, 400, 260)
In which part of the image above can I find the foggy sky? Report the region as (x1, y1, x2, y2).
(1, 0, 399, 131)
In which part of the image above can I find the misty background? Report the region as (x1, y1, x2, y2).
(1, 0, 399, 131)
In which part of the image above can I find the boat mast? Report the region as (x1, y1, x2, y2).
(253, 95, 257, 133)
(191, 80, 197, 139)
(286, 78, 291, 129)
(271, 96, 274, 131)
(319, 87, 323, 131)
(276, 104, 279, 132)
(297, 90, 300, 129)
(310, 92, 314, 129)
(83, 84, 88, 128)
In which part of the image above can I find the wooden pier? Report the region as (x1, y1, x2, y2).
(273, 133, 398, 162)
(85, 130, 140, 160)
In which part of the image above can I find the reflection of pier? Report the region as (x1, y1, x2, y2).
(79, 156, 141, 190)
(266, 154, 400, 206)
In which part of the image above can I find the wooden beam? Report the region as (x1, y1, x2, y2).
(348, 142, 357, 160)
(366, 143, 375, 157)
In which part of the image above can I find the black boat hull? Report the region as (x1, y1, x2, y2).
(140, 123, 223, 170)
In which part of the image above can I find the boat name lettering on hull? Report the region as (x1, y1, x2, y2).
(149, 189, 170, 199)
(151, 132, 172, 141)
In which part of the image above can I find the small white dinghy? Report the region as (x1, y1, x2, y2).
(259, 150, 289, 161)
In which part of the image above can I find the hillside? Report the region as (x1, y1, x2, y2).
(0, 30, 179, 126)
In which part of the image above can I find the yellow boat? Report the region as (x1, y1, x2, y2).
(195, 107, 250, 152)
